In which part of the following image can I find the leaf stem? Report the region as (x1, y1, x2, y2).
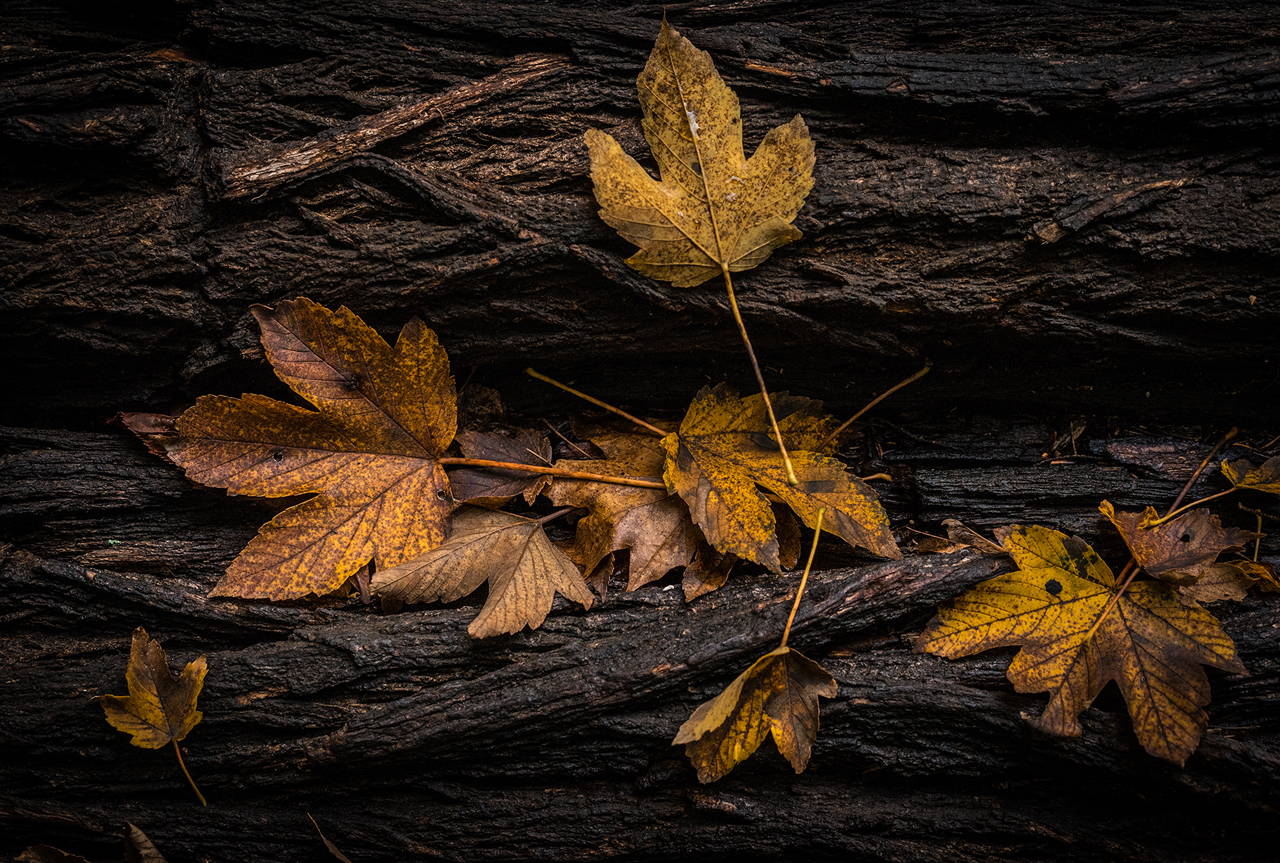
(1142, 487, 1237, 527)
(172, 740, 207, 807)
(721, 268, 798, 486)
(1082, 559, 1138, 644)
(439, 457, 666, 489)
(818, 363, 932, 451)
(525, 368, 667, 437)
(781, 507, 825, 649)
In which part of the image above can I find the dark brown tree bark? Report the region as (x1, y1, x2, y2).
(2, 2, 1277, 861)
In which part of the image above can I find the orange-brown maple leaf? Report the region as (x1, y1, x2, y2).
(1100, 500, 1257, 586)
(151, 298, 455, 600)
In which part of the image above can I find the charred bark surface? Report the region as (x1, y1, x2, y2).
(2, 1, 1279, 861)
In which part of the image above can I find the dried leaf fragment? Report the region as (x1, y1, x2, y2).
(147, 298, 455, 600)
(547, 432, 699, 590)
(1100, 500, 1256, 585)
(124, 824, 169, 863)
(663, 385, 898, 572)
(1222, 455, 1280, 494)
(371, 508, 593, 638)
(449, 428, 553, 506)
(915, 525, 1247, 765)
(100, 628, 206, 750)
(586, 20, 814, 287)
(674, 646, 836, 783)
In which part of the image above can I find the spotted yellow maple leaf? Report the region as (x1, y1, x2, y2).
(126, 298, 456, 600)
(915, 524, 1247, 765)
(585, 20, 814, 288)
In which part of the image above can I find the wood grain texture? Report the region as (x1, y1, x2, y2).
(1, 1, 1278, 859)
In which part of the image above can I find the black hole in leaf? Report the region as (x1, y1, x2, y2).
(1180, 533, 1192, 543)
(270, 449, 285, 462)
(1045, 579, 1063, 596)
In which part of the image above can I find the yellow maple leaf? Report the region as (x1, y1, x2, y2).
(370, 508, 594, 638)
(674, 646, 836, 783)
(585, 19, 814, 288)
(100, 628, 208, 805)
(663, 385, 899, 572)
(915, 524, 1248, 765)
(141, 298, 455, 600)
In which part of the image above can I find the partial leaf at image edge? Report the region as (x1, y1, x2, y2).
(1222, 455, 1280, 494)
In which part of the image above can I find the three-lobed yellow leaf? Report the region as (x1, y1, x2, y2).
(586, 19, 814, 287)
(100, 628, 207, 750)
(915, 524, 1247, 765)
(370, 507, 594, 638)
(663, 384, 899, 572)
(674, 646, 836, 783)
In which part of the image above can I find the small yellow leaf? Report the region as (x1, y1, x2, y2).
(371, 508, 593, 638)
(915, 525, 1247, 765)
(674, 646, 836, 783)
(100, 628, 206, 750)
(586, 20, 814, 287)
(1222, 455, 1280, 494)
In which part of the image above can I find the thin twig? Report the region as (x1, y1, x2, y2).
(535, 507, 576, 526)
(439, 456, 665, 489)
(818, 363, 933, 451)
(781, 508, 825, 649)
(721, 269, 798, 486)
(542, 418, 592, 458)
(525, 369, 667, 437)
(172, 740, 207, 807)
